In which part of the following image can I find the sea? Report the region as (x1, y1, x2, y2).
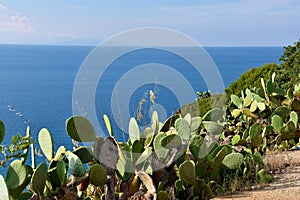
(0, 44, 283, 165)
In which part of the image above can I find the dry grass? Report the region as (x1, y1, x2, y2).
(213, 150, 300, 200)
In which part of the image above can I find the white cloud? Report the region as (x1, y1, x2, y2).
(0, 3, 36, 34)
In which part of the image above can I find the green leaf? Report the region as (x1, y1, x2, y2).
(179, 160, 196, 185)
(0, 175, 9, 200)
(54, 146, 66, 161)
(73, 146, 93, 164)
(157, 191, 169, 200)
(175, 118, 191, 140)
(129, 117, 140, 143)
(232, 109, 241, 118)
(272, 115, 283, 133)
(202, 121, 223, 135)
(66, 116, 96, 142)
(249, 123, 262, 139)
(257, 102, 266, 111)
(153, 132, 169, 161)
(250, 100, 258, 112)
(202, 108, 225, 122)
(231, 135, 240, 145)
(184, 113, 192, 125)
(290, 111, 298, 128)
(231, 95, 242, 108)
(0, 120, 5, 144)
(190, 117, 202, 132)
(38, 128, 53, 161)
(103, 114, 113, 137)
(273, 106, 290, 121)
(189, 135, 205, 160)
(161, 134, 182, 149)
(5, 160, 32, 197)
(89, 164, 107, 187)
(32, 163, 47, 194)
(65, 151, 85, 177)
(46, 160, 67, 187)
(243, 96, 252, 107)
(222, 153, 244, 170)
(135, 147, 152, 165)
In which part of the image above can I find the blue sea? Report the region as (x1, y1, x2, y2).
(0, 44, 283, 159)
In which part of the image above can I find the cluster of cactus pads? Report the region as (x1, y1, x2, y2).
(0, 73, 299, 199)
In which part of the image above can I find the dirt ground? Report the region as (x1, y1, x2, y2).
(213, 150, 300, 200)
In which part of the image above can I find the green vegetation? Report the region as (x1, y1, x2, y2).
(0, 39, 299, 199)
(226, 39, 300, 96)
(225, 63, 279, 96)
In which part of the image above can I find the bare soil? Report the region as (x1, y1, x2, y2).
(213, 150, 300, 200)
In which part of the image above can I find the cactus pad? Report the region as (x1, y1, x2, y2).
(66, 116, 96, 142)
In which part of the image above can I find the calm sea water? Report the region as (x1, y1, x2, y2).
(0, 45, 283, 157)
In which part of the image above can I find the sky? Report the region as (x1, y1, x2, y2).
(0, 0, 299, 46)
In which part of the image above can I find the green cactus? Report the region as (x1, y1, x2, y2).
(184, 113, 192, 125)
(48, 160, 66, 187)
(257, 169, 273, 183)
(65, 151, 85, 177)
(38, 128, 53, 161)
(212, 146, 228, 169)
(160, 114, 180, 132)
(190, 116, 202, 132)
(250, 100, 258, 112)
(73, 146, 93, 164)
(0, 120, 5, 144)
(175, 179, 185, 191)
(175, 118, 191, 141)
(222, 153, 244, 170)
(66, 116, 96, 142)
(54, 146, 66, 161)
(272, 115, 283, 133)
(231, 135, 240, 145)
(0, 175, 9, 200)
(89, 164, 107, 187)
(273, 106, 290, 121)
(253, 151, 263, 167)
(157, 191, 169, 200)
(144, 127, 154, 147)
(202, 121, 223, 135)
(129, 117, 140, 143)
(131, 140, 144, 163)
(161, 134, 182, 149)
(202, 108, 225, 122)
(179, 160, 196, 185)
(31, 163, 47, 195)
(290, 111, 298, 128)
(231, 94, 242, 109)
(103, 114, 113, 137)
(189, 135, 204, 160)
(291, 99, 300, 112)
(5, 160, 33, 198)
(153, 132, 169, 161)
(135, 147, 152, 166)
(249, 123, 262, 139)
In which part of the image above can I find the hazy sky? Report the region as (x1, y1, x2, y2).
(0, 0, 299, 46)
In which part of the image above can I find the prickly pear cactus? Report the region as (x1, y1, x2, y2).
(5, 160, 33, 198)
(31, 162, 48, 194)
(65, 151, 85, 177)
(89, 164, 107, 187)
(179, 160, 196, 185)
(66, 116, 96, 142)
(0, 175, 9, 200)
(222, 153, 244, 170)
(38, 128, 54, 161)
(175, 118, 191, 141)
(73, 146, 93, 164)
(129, 117, 140, 143)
